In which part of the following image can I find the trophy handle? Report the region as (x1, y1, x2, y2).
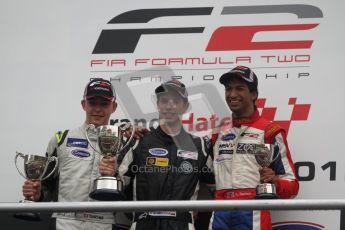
(85, 124, 102, 155)
(268, 143, 281, 165)
(15, 151, 28, 179)
(256, 143, 280, 168)
(40, 156, 58, 181)
(119, 122, 135, 153)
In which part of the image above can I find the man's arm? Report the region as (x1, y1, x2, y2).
(38, 132, 64, 202)
(199, 135, 215, 192)
(118, 139, 139, 187)
(264, 123, 299, 199)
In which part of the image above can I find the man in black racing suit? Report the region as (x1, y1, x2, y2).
(118, 80, 214, 230)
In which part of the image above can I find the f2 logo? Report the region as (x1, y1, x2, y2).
(93, 4, 323, 54)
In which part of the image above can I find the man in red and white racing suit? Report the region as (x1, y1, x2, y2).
(209, 66, 299, 230)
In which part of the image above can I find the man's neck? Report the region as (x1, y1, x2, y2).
(233, 107, 255, 119)
(85, 121, 109, 128)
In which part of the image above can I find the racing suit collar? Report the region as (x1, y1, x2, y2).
(157, 125, 186, 138)
(232, 109, 260, 127)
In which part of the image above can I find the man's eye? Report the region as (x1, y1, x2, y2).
(88, 101, 97, 106)
(87, 101, 110, 107)
(100, 102, 110, 107)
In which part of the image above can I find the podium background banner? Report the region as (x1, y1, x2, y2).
(1, 1, 344, 229)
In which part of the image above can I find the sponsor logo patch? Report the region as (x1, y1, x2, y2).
(67, 138, 88, 148)
(146, 157, 169, 167)
(241, 133, 260, 139)
(71, 150, 91, 158)
(148, 148, 168, 156)
(219, 150, 233, 155)
(177, 150, 198, 160)
(148, 211, 176, 217)
(219, 143, 236, 150)
(179, 161, 193, 174)
(215, 154, 233, 163)
(221, 133, 236, 141)
(236, 143, 256, 154)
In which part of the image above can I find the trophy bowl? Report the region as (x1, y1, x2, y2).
(14, 152, 58, 221)
(86, 123, 134, 201)
(254, 144, 279, 199)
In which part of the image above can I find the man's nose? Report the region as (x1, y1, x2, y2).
(228, 89, 238, 97)
(166, 100, 177, 108)
(93, 103, 103, 110)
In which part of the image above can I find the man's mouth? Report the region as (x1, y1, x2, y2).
(229, 99, 241, 106)
(162, 112, 177, 117)
(92, 115, 104, 118)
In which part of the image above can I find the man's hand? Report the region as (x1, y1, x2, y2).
(99, 156, 117, 176)
(123, 126, 149, 139)
(259, 167, 278, 183)
(22, 180, 41, 201)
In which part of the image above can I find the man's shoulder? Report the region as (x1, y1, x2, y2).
(252, 115, 271, 129)
(142, 127, 159, 139)
(182, 130, 213, 151)
(50, 125, 81, 147)
(135, 128, 161, 148)
(263, 121, 286, 143)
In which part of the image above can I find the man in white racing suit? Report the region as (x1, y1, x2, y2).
(21, 78, 131, 230)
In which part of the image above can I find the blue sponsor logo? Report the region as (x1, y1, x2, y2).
(71, 150, 90, 158)
(67, 138, 88, 148)
(221, 133, 236, 141)
(273, 221, 324, 230)
(148, 148, 168, 156)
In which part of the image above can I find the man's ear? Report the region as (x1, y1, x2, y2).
(181, 101, 190, 114)
(81, 99, 86, 111)
(112, 101, 117, 112)
(251, 91, 258, 101)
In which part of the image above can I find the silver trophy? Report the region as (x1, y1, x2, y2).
(14, 152, 58, 221)
(86, 123, 134, 201)
(254, 144, 280, 199)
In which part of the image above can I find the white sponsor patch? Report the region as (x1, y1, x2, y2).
(148, 211, 176, 217)
(177, 149, 198, 160)
(214, 154, 233, 163)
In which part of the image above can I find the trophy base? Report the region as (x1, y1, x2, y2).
(255, 183, 279, 199)
(13, 212, 42, 221)
(89, 176, 124, 201)
(255, 193, 279, 199)
(13, 200, 42, 221)
(89, 188, 124, 201)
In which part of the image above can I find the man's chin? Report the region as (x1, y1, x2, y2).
(161, 118, 178, 125)
(90, 119, 104, 127)
(229, 107, 244, 116)
(229, 105, 240, 111)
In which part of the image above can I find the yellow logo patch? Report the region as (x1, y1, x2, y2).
(146, 157, 169, 167)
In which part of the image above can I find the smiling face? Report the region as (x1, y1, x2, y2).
(157, 91, 189, 125)
(224, 77, 257, 118)
(81, 97, 117, 127)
